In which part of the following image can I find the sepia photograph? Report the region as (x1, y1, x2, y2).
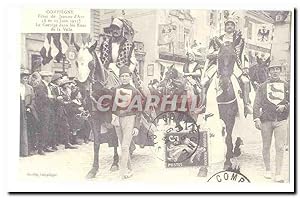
(2, 4, 295, 193)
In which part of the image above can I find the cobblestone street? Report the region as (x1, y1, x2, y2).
(18, 116, 290, 183)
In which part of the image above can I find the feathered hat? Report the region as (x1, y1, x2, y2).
(224, 11, 239, 26)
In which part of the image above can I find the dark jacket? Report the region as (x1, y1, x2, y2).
(253, 78, 289, 122)
(34, 81, 52, 116)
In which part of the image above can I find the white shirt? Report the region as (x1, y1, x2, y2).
(111, 42, 120, 62)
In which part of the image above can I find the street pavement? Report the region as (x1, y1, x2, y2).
(18, 116, 290, 183)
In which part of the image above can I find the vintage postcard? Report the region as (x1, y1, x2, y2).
(8, 7, 295, 192)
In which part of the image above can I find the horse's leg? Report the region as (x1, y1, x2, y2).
(110, 146, 119, 171)
(219, 103, 237, 170)
(110, 126, 120, 171)
(86, 140, 100, 179)
(86, 117, 100, 179)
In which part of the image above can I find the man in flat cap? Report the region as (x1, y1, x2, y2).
(39, 71, 57, 152)
(253, 61, 289, 183)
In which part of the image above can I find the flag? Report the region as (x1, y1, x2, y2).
(40, 33, 52, 65)
(60, 33, 69, 54)
(70, 33, 81, 52)
(40, 33, 73, 65)
(255, 24, 273, 44)
(158, 23, 177, 45)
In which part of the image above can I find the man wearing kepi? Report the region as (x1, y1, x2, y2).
(253, 61, 289, 183)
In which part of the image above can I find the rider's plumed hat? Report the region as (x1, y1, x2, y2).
(224, 15, 238, 26)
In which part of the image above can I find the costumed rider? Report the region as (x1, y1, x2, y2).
(99, 17, 139, 89)
(201, 15, 253, 117)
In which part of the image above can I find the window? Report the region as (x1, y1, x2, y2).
(147, 64, 154, 76)
(184, 28, 190, 48)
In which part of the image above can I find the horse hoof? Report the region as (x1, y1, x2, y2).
(110, 164, 119, 172)
(223, 163, 232, 171)
(86, 168, 98, 179)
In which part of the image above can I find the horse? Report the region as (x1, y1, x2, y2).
(203, 40, 248, 170)
(248, 56, 270, 90)
(74, 41, 120, 179)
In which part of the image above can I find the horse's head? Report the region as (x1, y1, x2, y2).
(257, 56, 271, 68)
(76, 45, 94, 83)
(217, 43, 236, 77)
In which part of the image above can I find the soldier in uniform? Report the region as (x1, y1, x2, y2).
(253, 61, 289, 183)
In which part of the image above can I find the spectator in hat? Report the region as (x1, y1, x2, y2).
(253, 61, 289, 183)
(59, 78, 78, 149)
(68, 81, 91, 144)
(29, 72, 50, 155)
(39, 71, 58, 152)
(48, 73, 64, 150)
(20, 69, 37, 156)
